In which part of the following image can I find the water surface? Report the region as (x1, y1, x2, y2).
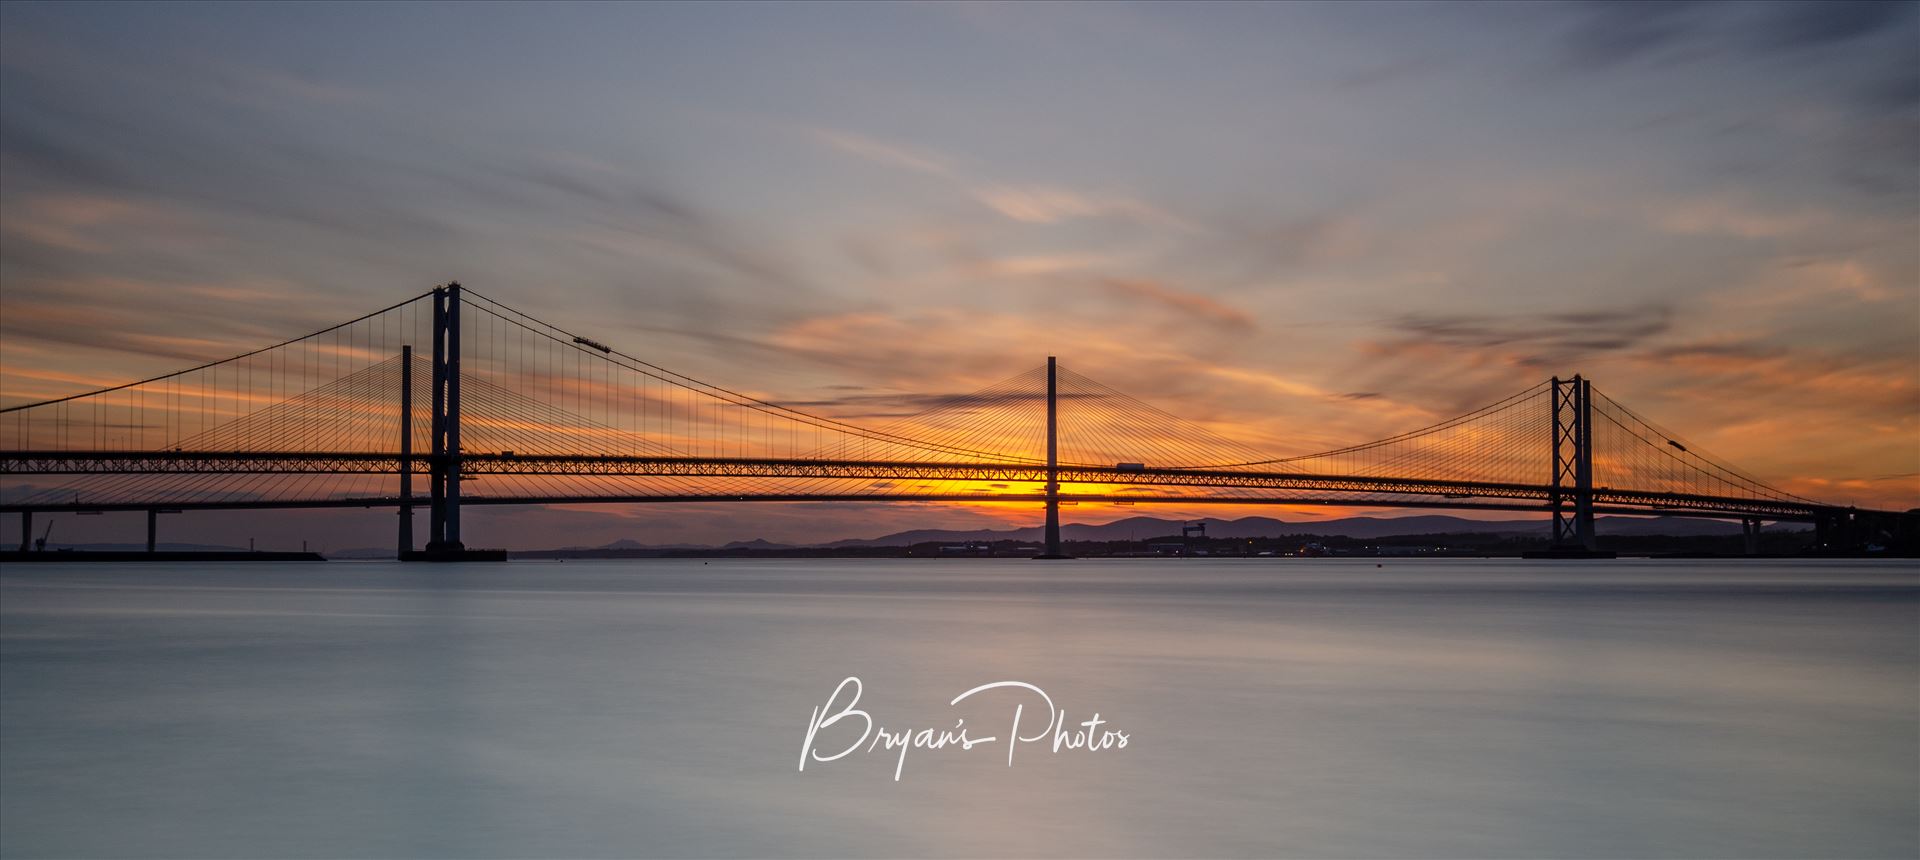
(2, 559, 1915, 858)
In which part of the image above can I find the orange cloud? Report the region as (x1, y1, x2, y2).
(2, 194, 204, 254)
(1095, 279, 1254, 331)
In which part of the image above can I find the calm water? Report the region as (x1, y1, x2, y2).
(1, 559, 1915, 859)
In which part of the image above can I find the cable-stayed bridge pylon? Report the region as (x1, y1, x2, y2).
(2, 284, 1907, 558)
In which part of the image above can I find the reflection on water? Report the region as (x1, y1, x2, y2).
(2, 559, 1915, 858)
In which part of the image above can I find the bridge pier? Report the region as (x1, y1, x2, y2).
(1808, 507, 1917, 556)
(18, 511, 28, 552)
(147, 509, 156, 553)
(1741, 517, 1761, 556)
(1813, 508, 1851, 554)
(1034, 356, 1072, 560)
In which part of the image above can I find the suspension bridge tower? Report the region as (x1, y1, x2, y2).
(1530, 375, 1613, 559)
(402, 283, 503, 561)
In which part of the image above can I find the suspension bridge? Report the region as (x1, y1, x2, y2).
(2, 284, 1910, 559)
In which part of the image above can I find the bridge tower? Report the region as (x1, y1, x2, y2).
(1034, 356, 1072, 559)
(399, 343, 414, 556)
(445, 283, 462, 550)
(427, 285, 447, 548)
(1549, 375, 1599, 553)
(405, 283, 493, 560)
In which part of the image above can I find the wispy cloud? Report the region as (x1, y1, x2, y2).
(1383, 305, 1676, 365)
(807, 128, 1195, 232)
(1713, 258, 1899, 308)
(1558, 0, 1917, 70)
(970, 185, 1196, 230)
(1095, 278, 1253, 331)
(968, 253, 1119, 277)
(1652, 195, 1833, 240)
(809, 129, 954, 176)
(1, 192, 204, 254)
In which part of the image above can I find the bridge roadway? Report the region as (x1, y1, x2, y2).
(0, 451, 1828, 521)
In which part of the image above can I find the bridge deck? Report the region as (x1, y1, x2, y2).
(0, 451, 1833, 521)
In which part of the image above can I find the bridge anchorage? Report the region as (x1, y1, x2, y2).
(1, 283, 1913, 560)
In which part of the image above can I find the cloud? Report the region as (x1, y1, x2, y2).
(1559, 0, 1916, 70)
(805, 126, 1193, 231)
(1333, 56, 1446, 90)
(491, 157, 823, 297)
(0, 273, 327, 380)
(810, 129, 953, 176)
(1751, 0, 1916, 52)
(1385, 305, 1675, 363)
(233, 67, 380, 107)
(779, 389, 1021, 420)
(0, 109, 132, 190)
(1628, 342, 1917, 409)
(1094, 279, 1254, 331)
(1334, 303, 1689, 416)
(1638, 339, 1788, 364)
(1559, 0, 1712, 70)
(970, 253, 1118, 277)
(1729, 258, 1899, 307)
(970, 185, 1194, 230)
(1542, 1, 1919, 198)
(2, 192, 209, 255)
(1652, 196, 1832, 240)
(1201, 366, 1333, 400)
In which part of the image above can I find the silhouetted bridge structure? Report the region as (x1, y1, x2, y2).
(3, 285, 1910, 558)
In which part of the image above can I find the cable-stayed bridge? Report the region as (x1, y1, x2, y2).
(2, 285, 1908, 558)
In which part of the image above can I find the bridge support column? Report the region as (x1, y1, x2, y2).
(1034, 356, 1071, 560)
(18, 511, 28, 552)
(147, 509, 156, 552)
(1741, 517, 1761, 556)
(399, 344, 414, 557)
(404, 283, 495, 561)
(444, 282, 462, 548)
(427, 287, 446, 550)
(425, 282, 464, 553)
(1573, 376, 1595, 551)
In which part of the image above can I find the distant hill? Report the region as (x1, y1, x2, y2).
(823, 514, 1782, 547)
(351, 513, 1798, 556)
(722, 538, 796, 551)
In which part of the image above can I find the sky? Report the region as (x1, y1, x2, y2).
(1, 1, 1916, 550)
